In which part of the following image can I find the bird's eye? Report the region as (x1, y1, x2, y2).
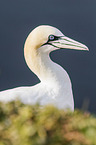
(49, 35, 55, 41)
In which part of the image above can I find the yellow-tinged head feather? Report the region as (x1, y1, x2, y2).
(24, 25, 62, 76)
(24, 25, 63, 50)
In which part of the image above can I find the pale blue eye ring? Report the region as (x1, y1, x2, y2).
(49, 35, 54, 40)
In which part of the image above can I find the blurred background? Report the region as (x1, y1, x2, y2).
(0, 0, 95, 113)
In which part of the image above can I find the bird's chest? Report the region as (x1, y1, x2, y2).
(29, 83, 59, 106)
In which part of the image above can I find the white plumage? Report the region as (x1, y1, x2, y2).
(0, 25, 88, 111)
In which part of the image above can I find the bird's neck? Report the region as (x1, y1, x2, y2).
(24, 47, 69, 89)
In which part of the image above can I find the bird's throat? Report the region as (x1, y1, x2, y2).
(24, 46, 61, 85)
(24, 47, 53, 81)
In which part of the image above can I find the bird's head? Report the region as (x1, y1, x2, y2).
(24, 25, 88, 54)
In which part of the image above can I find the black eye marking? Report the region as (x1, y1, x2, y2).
(41, 35, 61, 46)
(48, 35, 60, 42)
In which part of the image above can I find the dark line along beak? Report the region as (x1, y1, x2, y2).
(50, 36, 89, 51)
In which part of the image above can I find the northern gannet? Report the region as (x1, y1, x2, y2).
(0, 25, 88, 111)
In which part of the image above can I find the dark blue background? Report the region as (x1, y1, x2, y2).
(0, 0, 96, 113)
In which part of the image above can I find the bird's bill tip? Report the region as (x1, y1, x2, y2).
(85, 46, 89, 51)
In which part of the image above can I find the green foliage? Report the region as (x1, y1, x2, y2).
(0, 101, 96, 145)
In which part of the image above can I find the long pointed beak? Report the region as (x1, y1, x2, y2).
(51, 36, 89, 51)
